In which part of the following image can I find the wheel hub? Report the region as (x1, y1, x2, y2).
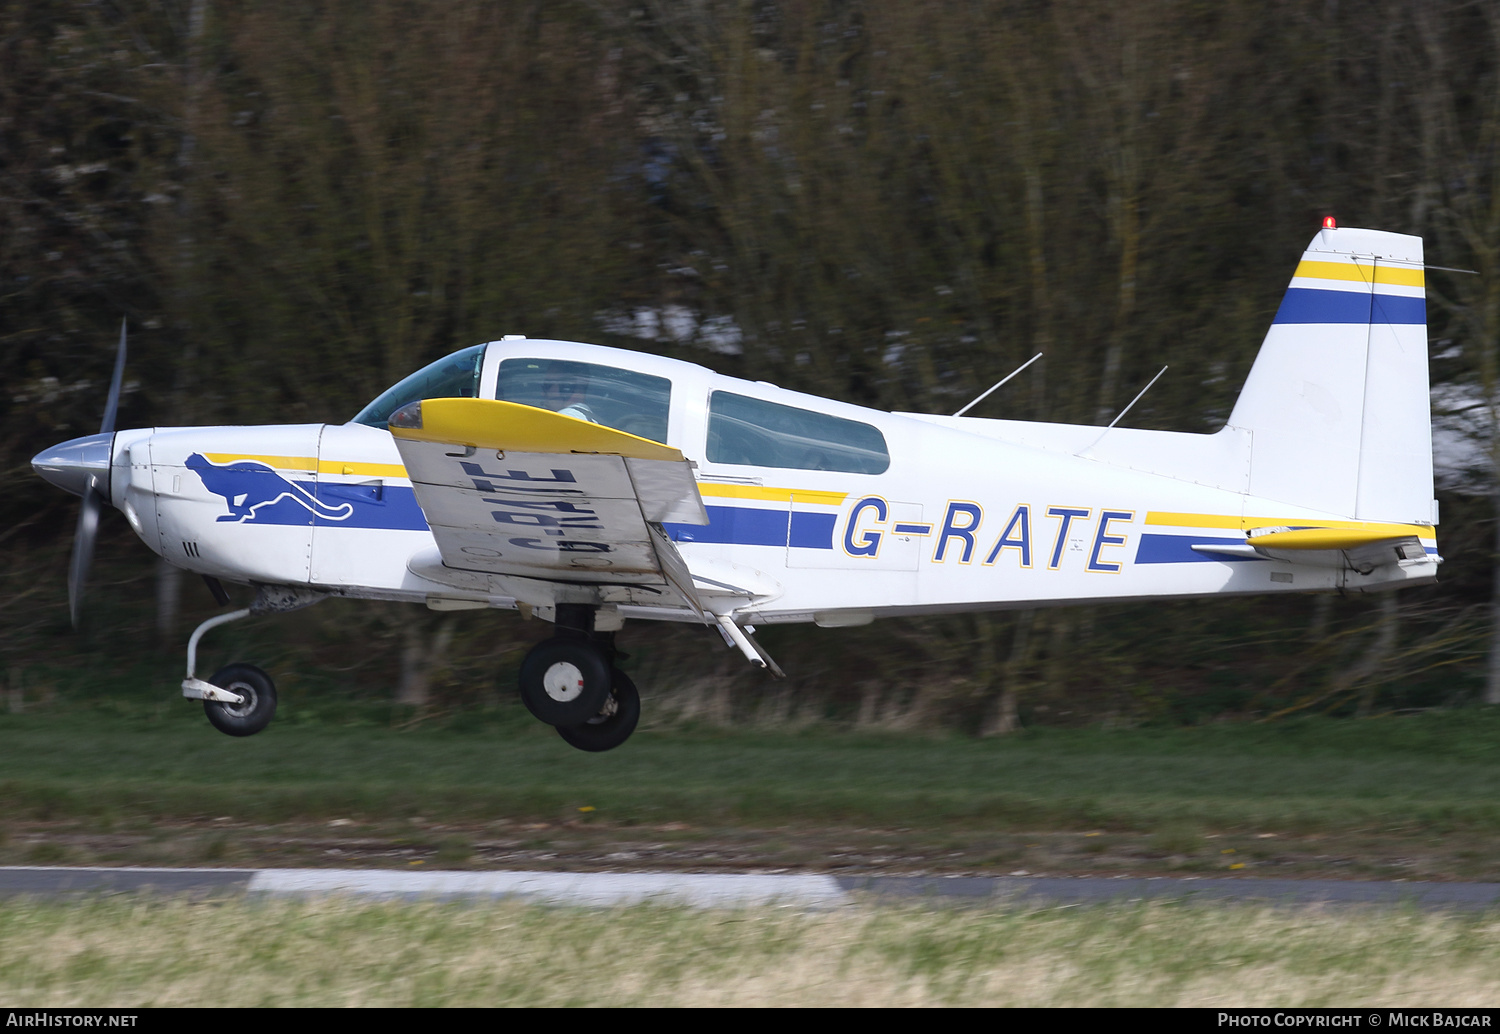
(584, 692, 619, 725)
(221, 682, 256, 718)
(542, 662, 585, 703)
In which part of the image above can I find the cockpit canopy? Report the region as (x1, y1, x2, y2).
(353, 341, 890, 473)
(353, 345, 674, 444)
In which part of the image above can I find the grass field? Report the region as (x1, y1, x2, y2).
(7, 705, 1500, 1007)
(2, 705, 1500, 879)
(4, 896, 1500, 1006)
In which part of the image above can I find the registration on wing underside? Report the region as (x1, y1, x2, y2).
(399, 442, 706, 582)
(388, 399, 708, 602)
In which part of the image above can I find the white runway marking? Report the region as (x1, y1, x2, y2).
(246, 868, 851, 907)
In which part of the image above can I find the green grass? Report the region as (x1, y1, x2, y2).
(2, 705, 1500, 834)
(4, 896, 1500, 1006)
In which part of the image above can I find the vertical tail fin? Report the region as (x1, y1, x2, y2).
(1227, 225, 1433, 523)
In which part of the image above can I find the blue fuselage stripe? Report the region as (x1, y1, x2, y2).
(1134, 533, 1264, 564)
(1273, 288, 1425, 325)
(311, 482, 430, 530)
(666, 505, 836, 549)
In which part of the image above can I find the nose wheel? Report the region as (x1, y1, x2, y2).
(202, 663, 278, 737)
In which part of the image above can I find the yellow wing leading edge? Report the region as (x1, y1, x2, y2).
(389, 397, 685, 462)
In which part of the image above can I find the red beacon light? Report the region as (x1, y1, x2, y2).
(1322, 216, 1337, 229)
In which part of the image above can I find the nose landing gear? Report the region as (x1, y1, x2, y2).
(179, 606, 280, 737)
(178, 585, 325, 737)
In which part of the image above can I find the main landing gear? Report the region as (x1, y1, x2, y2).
(519, 604, 640, 753)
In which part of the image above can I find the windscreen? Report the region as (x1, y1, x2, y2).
(352, 344, 486, 428)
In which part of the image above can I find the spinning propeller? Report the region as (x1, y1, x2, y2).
(70, 320, 128, 625)
(31, 319, 127, 627)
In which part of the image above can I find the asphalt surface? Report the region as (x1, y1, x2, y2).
(5, 867, 1500, 909)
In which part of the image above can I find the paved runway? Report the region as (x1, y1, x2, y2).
(4, 866, 1500, 909)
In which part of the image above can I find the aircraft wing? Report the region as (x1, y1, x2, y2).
(388, 398, 709, 614)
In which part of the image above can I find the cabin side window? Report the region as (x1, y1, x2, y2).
(495, 358, 672, 444)
(706, 391, 890, 474)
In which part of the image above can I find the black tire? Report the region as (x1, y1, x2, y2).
(203, 663, 277, 737)
(557, 669, 641, 753)
(519, 638, 612, 726)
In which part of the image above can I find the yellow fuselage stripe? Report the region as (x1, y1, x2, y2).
(204, 453, 408, 479)
(696, 484, 848, 506)
(1146, 511, 1433, 541)
(1293, 260, 1425, 288)
(321, 460, 408, 479)
(204, 452, 316, 472)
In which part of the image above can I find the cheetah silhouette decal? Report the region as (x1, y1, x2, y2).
(185, 453, 353, 523)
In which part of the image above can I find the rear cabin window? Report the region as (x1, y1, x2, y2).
(495, 358, 672, 444)
(707, 391, 890, 474)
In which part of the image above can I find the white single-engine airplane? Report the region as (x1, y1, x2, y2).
(33, 222, 1441, 750)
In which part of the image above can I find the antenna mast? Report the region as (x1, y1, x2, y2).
(953, 353, 1044, 417)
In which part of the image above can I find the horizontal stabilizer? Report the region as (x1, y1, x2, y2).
(1246, 525, 1424, 550)
(1192, 519, 1437, 573)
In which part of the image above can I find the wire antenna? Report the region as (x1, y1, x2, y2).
(1078, 365, 1168, 455)
(953, 353, 1044, 417)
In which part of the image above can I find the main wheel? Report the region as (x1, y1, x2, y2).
(203, 663, 277, 737)
(557, 669, 641, 753)
(518, 638, 612, 726)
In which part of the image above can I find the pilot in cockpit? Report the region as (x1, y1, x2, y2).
(541, 363, 598, 423)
